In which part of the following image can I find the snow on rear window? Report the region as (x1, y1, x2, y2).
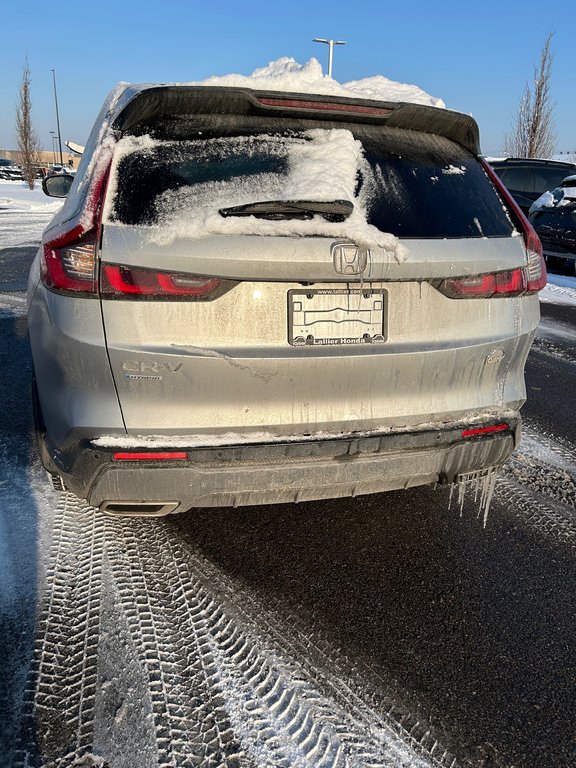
(105, 130, 405, 255)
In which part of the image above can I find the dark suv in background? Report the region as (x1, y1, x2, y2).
(529, 175, 576, 274)
(0, 158, 24, 181)
(488, 157, 576, 215)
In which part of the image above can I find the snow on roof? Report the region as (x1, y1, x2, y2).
(186, 57, 445, 109)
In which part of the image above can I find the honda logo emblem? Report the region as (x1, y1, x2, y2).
(332, 241, 368, 275)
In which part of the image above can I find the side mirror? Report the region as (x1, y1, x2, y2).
(42, 173, 75, 198)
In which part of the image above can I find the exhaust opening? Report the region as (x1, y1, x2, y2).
(100, 500, 179, 517)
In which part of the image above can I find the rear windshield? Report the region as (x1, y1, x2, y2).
(109, 123, 514, 241)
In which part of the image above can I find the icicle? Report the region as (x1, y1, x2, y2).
(449, 467, 500, 527)
(480, 469, 498, 528)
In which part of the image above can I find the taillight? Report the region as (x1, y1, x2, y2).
(41, 230, 99, 295)
(435, 163, 548, 299)
(100, 264, 227, 300)
(523, 228, 547, 293)
(437, 267, 527, 299)
(41, 155, 112, 296)
(481, 159, 547, 294)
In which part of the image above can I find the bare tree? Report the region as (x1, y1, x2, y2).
(15, 59, 41, 190)
(503, 33, 556, 158)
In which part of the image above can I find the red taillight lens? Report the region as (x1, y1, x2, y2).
(481, 159, 547, 294)
(435, 162, 548, 299)
(439, 267, 527, 299)
(41, 230, 98, 294)
(40, 155, 112, 296)
(101, 265, 223, 299)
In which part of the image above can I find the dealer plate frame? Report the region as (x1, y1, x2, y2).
(288, 288, 387, 347)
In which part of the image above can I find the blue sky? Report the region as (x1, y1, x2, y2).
(1, 0, 573, 157)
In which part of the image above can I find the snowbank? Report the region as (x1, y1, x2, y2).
(187, 57, 445, 109)
(539, 273, 576, 307)
(0, 181, 62, 214)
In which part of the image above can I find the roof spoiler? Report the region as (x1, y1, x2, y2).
(111, 85, 481, 155)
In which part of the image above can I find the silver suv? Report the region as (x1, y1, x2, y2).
(29, 84, 546, 516)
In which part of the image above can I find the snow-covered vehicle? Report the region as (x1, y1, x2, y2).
(45, 164, 76, 177)
(529, 175, 576, 273)
(488, 157, 576, 215)
(0, 158, 24, 181)
(29, 80, 546, 516)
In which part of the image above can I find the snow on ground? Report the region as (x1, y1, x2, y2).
(0, 181, 62, 214)
(188, 56, 445, 108)
(0, 181, 61, 250)
(539, 272, 576, 306)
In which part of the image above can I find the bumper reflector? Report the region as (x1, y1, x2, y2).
(113, 452, 188, 461)
(461, 424, 509, 437)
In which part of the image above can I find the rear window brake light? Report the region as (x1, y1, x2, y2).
(256, 97, 393, 117)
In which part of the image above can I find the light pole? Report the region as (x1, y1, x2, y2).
(51, 69, 64, 165)
(313, 38, 347, 78)
(49, 131, 57, 163)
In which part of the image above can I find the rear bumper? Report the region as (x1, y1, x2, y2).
(41, 417, 520, 514)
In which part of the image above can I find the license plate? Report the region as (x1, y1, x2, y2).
(288, 288, 386, 346)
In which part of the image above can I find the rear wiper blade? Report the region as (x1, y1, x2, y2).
(219, 199, 354, 222)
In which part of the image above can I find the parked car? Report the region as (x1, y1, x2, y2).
(529, 175, 576, 273)
(46, 164, 71, 177)
(29, 83, 546, 516)
(0, 158, 24, 181)
(488, 157, 576, 215)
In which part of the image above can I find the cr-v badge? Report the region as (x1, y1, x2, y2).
(331, 241, 368, 275)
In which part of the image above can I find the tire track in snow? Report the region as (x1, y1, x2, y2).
(502, 422, 576, 511)
(522, 421, 576, 468)
(106, 518, 451, 768)
(531, 336, 576, 365)
(103, 517, 244, 768)
(13, 494, 103, 767)
(11, 492, 457, 767)
(185, 551, 460, 768)
(495, 476, 576, 552)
